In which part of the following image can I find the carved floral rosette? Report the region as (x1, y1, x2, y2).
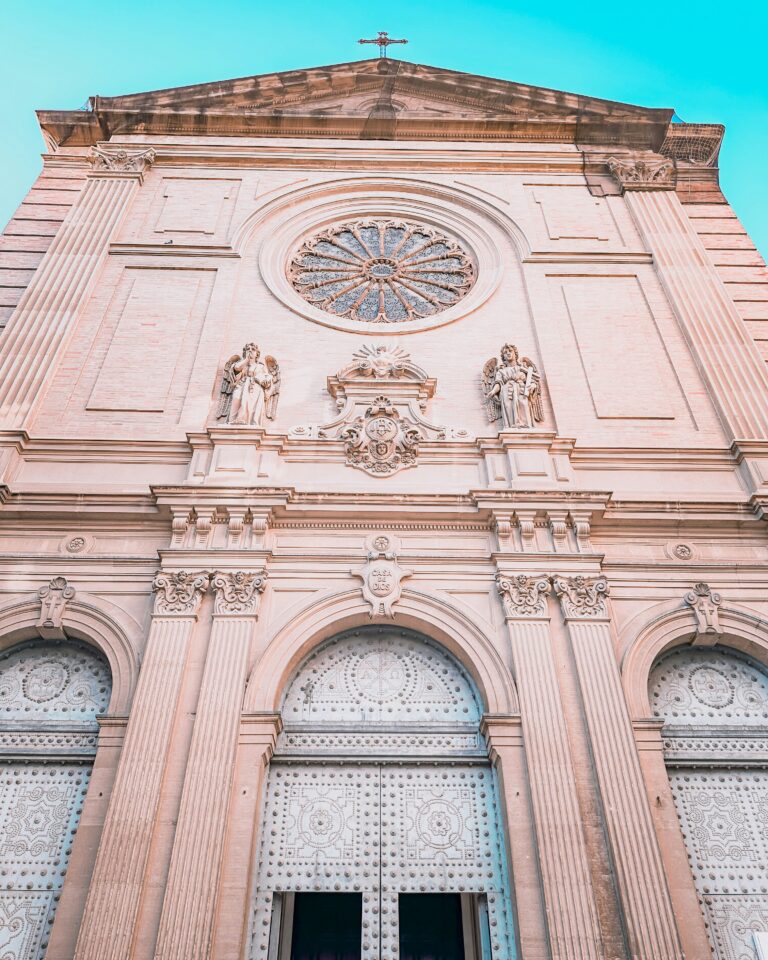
(496, 574, 550, 618)
(152, 570, 210, 616)
(211, 570, 268, 616)
(553, 575, 610, 619)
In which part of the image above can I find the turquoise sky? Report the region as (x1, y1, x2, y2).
(2, 0, 766, 255)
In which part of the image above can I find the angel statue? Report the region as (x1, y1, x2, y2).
(482, 344, 543, 429)
(217, 343, 280, 426)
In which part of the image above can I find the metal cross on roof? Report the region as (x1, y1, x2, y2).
(358, 31, 408, 58)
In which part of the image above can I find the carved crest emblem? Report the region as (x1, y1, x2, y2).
(352, 534, 412, 617)
(339, 396, 422, 476)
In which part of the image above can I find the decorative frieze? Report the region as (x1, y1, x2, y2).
(683, 581, 722, 641)
(352, 534, 411, 617)
(607, 155, 676, 192)
(36, 576, 75, 639)
(496, 573, 550, 618)
(152, 570, 210, 616)
(211, 570, 267, 616)
(553, 574, 610, 618)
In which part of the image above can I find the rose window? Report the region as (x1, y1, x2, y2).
(288, 219, 475, 323)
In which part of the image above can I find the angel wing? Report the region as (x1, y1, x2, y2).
(521, 357, 544, 423)
(264, 356, 281, 420)
(216, 355, 241, 420)
(481, 357, 501, 423)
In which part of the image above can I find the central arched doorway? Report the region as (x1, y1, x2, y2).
(249, 626, 516, 960)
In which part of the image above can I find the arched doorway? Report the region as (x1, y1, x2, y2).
(0, 638, 111, 959)
(249, 626, 516, 960)
(649, 644, 768, 959)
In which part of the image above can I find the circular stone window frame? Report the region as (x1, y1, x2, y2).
(258, 185, 505, 335)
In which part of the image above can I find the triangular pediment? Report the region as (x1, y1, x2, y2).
(37, 58, 675, 149)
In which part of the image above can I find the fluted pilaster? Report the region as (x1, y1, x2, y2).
(626, 189, 768, 440)
(74, 569, 206, 960)
(0, 147, 154, 428)
(554, 576, 683, 959)
(154, 571, 266, 960)
(497, 574, 603, 958)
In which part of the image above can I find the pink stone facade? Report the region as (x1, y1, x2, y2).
(0, 59, 767, 960)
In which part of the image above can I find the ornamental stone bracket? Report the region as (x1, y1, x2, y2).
(211, 570, 267, 617)
(36, 576, 76, 640)
(87, 146, 156, 181)
(683, 581, 723, 645)
(607, 155, 676, 193)
(552, 574, 610, 619)
(289, 343, 470, 476)
(352, 533, 412, 617)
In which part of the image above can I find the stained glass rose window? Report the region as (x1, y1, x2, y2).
(288, 219, 475, 323)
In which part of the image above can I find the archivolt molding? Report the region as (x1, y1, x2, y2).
(244, 585, 517, 716)
(621, 601, 768, 720)
(0, 593, 142, 715)
(233, 176, 530, 334)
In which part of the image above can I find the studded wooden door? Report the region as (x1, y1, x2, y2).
(248, 627, 516, 960)
(650, 646, 768, 960)
(249, 761, 514, 960)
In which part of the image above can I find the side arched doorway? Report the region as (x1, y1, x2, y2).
(0, 638, 111, 959)
(649, 644, 768, 960)
(249, 626, 516, 960)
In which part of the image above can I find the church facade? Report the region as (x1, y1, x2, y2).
(0, 57, 767, 960)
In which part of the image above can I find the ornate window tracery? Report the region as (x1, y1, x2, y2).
(650, 645, 768, 960)
(288, 219, 475, 324)
(0, 640, 111, 960)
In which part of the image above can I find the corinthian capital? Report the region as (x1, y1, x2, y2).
(607, 155, 676, 192)
(152, 570, 209, 616)
(496, 573, 550, 618)
(553, 575, 610, 619)
(211, 570, 268, 616)
(87, 146, 156, 176)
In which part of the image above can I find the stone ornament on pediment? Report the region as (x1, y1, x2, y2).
(36, 577, 76, 640)
(87, 146, 156, 176)
(152, 570, 210, 616)
(496, 573, 550, 618)
(216, 343, 280, 427)
(352, 534, 412, 618)
(607, 155, 676, 192)
(289, 343, 470, 473)
(553, 574, 610, 619)
(683, 581, 723, 643)
(211, 570, 267, 616)
(482, 344, 544, 431)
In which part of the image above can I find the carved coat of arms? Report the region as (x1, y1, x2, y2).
(353, 534, 412, 617)
(340, 396, 422, 476)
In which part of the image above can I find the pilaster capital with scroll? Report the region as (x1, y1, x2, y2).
(36, 576, 76, 639)
(496, 573, 550, 619)
(607, 155, 676, 192)
(552, 574, 610, 619)
(211, 570, 268, 616)
(87, 146, 156, 181)
(152, 570, 210, 616)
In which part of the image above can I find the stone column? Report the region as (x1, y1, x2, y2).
(553, 575, 683, 960)
(0, 146, 156, 429)
(211, 713, 282, 960)
(154, 570, 267, 960)
(496, 574, 604, 960)
(74, 570, 209, 960)
(610, 159, 768, 441)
